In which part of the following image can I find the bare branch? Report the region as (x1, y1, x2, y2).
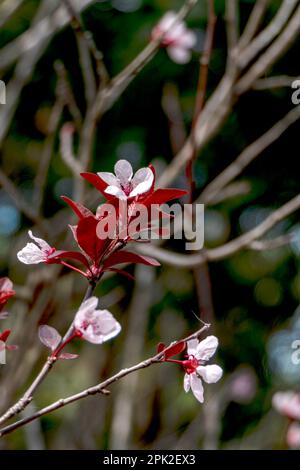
(237, 0, 298, 69)
(136, 193, 300, 267)
(199, 105, 300, 205)
(225, 0, 239, 54)
(0, 324, 210, 438)
(236, 4, 300, 95)
(253, 75, 300, 90)
(0, 0, 24, 29)
(237, 0, 269, 50)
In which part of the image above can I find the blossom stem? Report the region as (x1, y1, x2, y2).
(60, 261, 88, 277)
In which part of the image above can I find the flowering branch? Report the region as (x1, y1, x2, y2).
(0, 323, 210, 438)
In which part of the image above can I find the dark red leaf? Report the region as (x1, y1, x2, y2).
(103, 250, 160, 269)
(61, 196, 93, 220)
(164, 341, 186, 359)
(107, 268, 135, 281)
(157, 342, 166, 353)
(0, 329, 11, 342)
(144, 188, 187, 206)
(58, 352, 79, 360)
(38, 325, 61, 351)
(80, 172, 116, 201)
(47, 250, 90, 269)
(76, 216, 108, 263)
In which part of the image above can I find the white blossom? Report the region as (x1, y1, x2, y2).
(183, 336, 223, 403)
(98, 159, 154, 200)
(74, 297, 121, 344)
(17, 231, 53, 264)
(272, 391, 300, 420)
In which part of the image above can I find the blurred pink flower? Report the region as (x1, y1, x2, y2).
(183, 336, 223, 403)
(287, 422, 300, 449)
(74, 297, 121, 344)
(272, 391, 300, 420)
(152, 11, 196, 64)
(229, 367, 257, 404)
(98, 159, 154, 200)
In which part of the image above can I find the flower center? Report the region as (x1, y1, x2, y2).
(182, 355, 199, 374)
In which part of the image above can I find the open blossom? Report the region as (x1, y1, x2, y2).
(272, 391, 300, 420)
(17, 231, 56, 265)
(0, 277, 15, 315)
(74, 297, 121, 344)
(183, 336, 223, 403)
(98, 159, 154, 200)
(0, 329, 18, 351)
(287, 422, 300, 448)
(152, 11, 196, 64)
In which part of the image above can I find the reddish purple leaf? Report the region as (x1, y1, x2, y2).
(0, 329, 11, 342)
(38, 325, 61, 351)
(107, 268, 135, 281)
(157, 342, 166, 353)
(47, 250, 90, 269)
(164, 341, 186, 359)
(58, 352, 79, 360)
(76, 216, 108, 263)
(144, 188, 187, 206)
(61, 196, 93, 220)
(103, 251, 160, 269)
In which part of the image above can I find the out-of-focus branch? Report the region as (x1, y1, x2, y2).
(60, 123, 84, 175)
(237, 0, 269, 50)
(136, 193, 300, 267)
(0, 324, 210, 438)
(0, 0, 95, 71)
(237, 0, 298, 69)
(236, 4, 300, 95)
(199, 105, 300, 205)
(253, 75, 300, 90)
(110, 265, 155, 449)
(249, 234, 294, 251)
(225, 0, 239, 54)
(0, 0, 24, 29)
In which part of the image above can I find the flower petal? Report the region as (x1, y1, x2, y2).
(105, 185, 127, 200)
(187, 339, 198, 356)
(196, 335, 218, 361)
(190, 373, 204, 403)
(179, 30, 197, 49)
(197, 364, 223, 384)
(167, 46, 191, 64)
(97, 172, 120, 187)
(114, 159, 133, 186)
(0, 277, 13, 292)
(17, 243, 45, 264)
(287, 422, 300, 449)
(28, 231, 51, 252)
(184, 373, 191, 392)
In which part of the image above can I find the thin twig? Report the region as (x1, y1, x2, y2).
(0, 324, 210, 438)
(199, 105, 300, 205)
(136, 192, 300, 267)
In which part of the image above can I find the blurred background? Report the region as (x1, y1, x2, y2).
(0, 0, 300, 450)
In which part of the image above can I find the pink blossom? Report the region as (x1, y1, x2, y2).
(287, 422, 300, 449)
(74, 297, 121, 344)
(98, 159, 154, 200)
(152, 11, 196, 64)
(272, 391, 300, 420)
(17, 231, 55, 264)
(183, 336, 223, 403)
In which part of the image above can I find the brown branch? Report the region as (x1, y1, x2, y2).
(236, 4, 300, 95)
(199, 105, 300, 205)
(237, 0, 269, 50)
(253, 75, 300, 90)
(0, 324, 210, 438)
(225, 0, 239, 54)
(136, 192, 300, 267)
(237, 0, 298, 69)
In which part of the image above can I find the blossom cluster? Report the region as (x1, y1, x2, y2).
(0, 277, 17, 353)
